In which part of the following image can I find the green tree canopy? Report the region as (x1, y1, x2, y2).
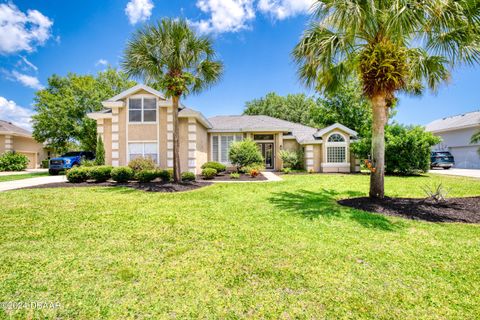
(32, 68, 136, 153)
(244, 81, 373, 137)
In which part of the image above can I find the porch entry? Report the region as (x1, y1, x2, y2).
(257, 143, 274, 169)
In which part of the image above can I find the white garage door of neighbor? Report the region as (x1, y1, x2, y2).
(450, 147, 480, 169)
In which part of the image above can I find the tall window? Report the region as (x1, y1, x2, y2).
(129, 97, 157, 123)
(128, 143, 158, 163)
(212, 134, 243, 163)
(326, 133, 347, 163)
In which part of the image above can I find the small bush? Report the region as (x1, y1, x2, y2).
(230, 172, 240, 179)
(201, 161, 226, 172)
(135, 169, 157, 183)
(90, 166, 113, 182)
(41, 159, 49, 168)
(181, 171, 196, 182)
(157, 169, 173, 182)
(279, 150, 302, 169)
(111, 166, 134, 183)
(66, 167, 91, 183)
(282, 167, 292, 174)
(95, 135, 105, 165)
(229, 139, 264, 169)
(249, 169, 260, 178)
(0, 152, 29, 171)
(202, 168, 217, 180)
(128, 157, 156, 172)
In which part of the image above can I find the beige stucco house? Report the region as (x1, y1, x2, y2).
(0, 120, 48, 169)
(88, 84, 360, 174)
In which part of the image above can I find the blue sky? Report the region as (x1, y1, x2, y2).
(1, 0, 479, 130)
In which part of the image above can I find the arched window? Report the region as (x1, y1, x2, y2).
(326, 133, 347, 163)
(328, 133, 345, 142)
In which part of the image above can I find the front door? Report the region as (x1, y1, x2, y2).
(258, 143, 274, 169)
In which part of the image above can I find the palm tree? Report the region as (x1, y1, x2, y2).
(472, 131, 480, 155)
(293, 0, 480, 198)
(122, 18, 223, 182)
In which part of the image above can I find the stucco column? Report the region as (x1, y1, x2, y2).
(305, 145, 314, 172)
(111, 108, 120, 166)
(166, 106, 174, 168)
(97, 119, 104, 140)
(4, 135, 13, 152)
(188, 118, 197, 174)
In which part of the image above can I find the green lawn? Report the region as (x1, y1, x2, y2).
(1, 174, 479, 319)
(0, 172, 49, 182)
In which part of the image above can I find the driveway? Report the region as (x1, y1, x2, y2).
(429, 168, 480, 179)
(0, 175, 66, 192)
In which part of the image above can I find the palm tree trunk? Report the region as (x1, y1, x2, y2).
(172, 95, 181, 182)
(369, 95, 388, 198)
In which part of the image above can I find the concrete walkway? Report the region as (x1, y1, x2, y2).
(0, 169, 48, 176)
(210, 171, 283, 183)
(429, 168, 480, 179)
(0, 175, 66, 192)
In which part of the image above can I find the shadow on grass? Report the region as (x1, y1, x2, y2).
(269, 189, 404, 231)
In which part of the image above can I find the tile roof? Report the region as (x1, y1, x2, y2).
(208, 115, 321, 143)
(0, 120, 32, 136)
(425, 111, 480, 133)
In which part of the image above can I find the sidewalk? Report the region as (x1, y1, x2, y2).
(0, 175, 66, 192)
(0, 169, 48, 177)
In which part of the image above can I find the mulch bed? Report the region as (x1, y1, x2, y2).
(200, 172, 267, 181)
(21, 181, 212, 193)
(338, 197, 480, 224)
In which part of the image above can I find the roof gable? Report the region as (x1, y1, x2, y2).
(0, 120, 32, 137)
(107, 84, 167, 102)
(314, 123, 358, 138)
(425, 111, 480, 133)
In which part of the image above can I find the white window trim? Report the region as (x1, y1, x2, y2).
(325, 132, 348, 164)
(127, 94, 158, 124)
(211, 134, 243, 165)
(128, 142, 159, 164)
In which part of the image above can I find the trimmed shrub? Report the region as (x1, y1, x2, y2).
(90, 166, 113, 182)
(0, 152, 29, 171)
(201, 161, 226, 172)
(136, 169, 157, 183)
(157, 169, 173, 182)
(230, 172, 240, 179)
(66, 167, 91, 183)
(202, 168, 217, 180)
(181, 171, 196, 182)
(111, 166, 134, 183)
(279, 150, 303, 169)
(128, 157, 156, 172)
(228, 139, 264, 169)
(352, 123, 441, 175)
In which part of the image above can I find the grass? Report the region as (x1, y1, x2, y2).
(0, 172, 49, 182)
(0, 173, 479, 319)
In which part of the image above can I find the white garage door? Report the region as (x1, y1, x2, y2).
(450, 146, 480, 169)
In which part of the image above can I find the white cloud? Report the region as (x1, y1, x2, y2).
(125, 0, 154, 25)
(95, 59, 108, 67)
(190, 0, 255, 34)
(11, 71, 44, 90)
(258, 0, 315, 20)
(0, 3, 53, 55)
(0, 96, 34, 130)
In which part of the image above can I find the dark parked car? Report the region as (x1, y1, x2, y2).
(49, 151, 95, 175)
(430, 151, 455, 169)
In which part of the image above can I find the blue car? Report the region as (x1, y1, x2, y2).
(49, 151, 95, 175)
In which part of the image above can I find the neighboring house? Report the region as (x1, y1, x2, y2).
(426, 111, 480, 169)
(88, 84, 360, 174)
(0, 120, 48, 169)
